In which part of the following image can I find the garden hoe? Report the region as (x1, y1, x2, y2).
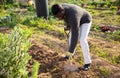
(63, 52, 79, 72)
(63, 28, 79, 72)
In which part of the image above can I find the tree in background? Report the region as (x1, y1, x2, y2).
(0, 0, 4, 5)
(35, 0, 49, 19)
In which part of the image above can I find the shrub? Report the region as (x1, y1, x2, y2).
(0, 13, 17, 27)
(110, 6, 117, 10)
(90, 1, 98, 7)
(0, 24, 32, 78)
(106, 2, 112, 8)
(99, 2, 106, 7)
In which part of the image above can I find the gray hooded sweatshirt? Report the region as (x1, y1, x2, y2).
(61, 3, 92, 53)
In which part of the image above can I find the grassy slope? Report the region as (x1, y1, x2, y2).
(90, 9, 120, 26)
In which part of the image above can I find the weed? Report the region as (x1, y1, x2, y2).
(111, 55, 120, 64)
(91, 25, 100, 32)
(99, 67, 111, 77)
(105, 30, 120, 42)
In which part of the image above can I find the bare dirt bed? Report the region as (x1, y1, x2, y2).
(27, 44, 96, 78)
(27, 35, 120, 78)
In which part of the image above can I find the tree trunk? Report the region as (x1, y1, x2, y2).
(0, 0, 4, 5)
(35, 0, 49, 19)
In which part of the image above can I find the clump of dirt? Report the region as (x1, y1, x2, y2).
(27, 44, 96, 78)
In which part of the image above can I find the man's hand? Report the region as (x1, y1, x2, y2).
(65, 52, 73, 60)
(61, 52, 72, 60)
(64, 25, 70, 31)
(65, 52, 72, 57)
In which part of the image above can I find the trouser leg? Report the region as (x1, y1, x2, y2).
(79, 22, 92, 64)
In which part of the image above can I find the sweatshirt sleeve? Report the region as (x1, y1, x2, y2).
(68, 15, 80, 53)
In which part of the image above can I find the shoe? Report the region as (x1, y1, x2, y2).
(80, 64, 91, 71)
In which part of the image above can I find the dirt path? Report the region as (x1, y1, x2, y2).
(27, 35, 120, 78)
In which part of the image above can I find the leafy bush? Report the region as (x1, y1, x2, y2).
(27, 6, 35, 11)
(0, 13, 17, 27)
(110, 6, 117, 10)
(99, 2, 106, 7)
(89, 1, 98, 7)
(106, 2, 112, 8)
(22, 17, 62, 32)
(0, 24, 32, 78)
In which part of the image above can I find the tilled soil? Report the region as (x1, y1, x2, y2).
(27, 44, 96, 78)
(26, 35, 120, 78)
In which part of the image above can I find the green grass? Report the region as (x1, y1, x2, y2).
(99, 67, 111, 77)
(90, 42, 120, 66)
(90, 9, 120, 26)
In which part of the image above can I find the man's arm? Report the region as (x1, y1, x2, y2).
(68, 16, 80, 53)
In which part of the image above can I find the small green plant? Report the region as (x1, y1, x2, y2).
(90, 44, 110, 61)
(112, 30, 120, 41)
(31, 61, 40, 78)
(91, 25, 100, 32)
(110, 6, 117, 10)
(112, 55, 120, 64)
(100, 67, 111, 77)
(27, 6, 35, 11)
(106, 30, 120, 41)
(90, 1, 98, 7)
(94, 46, 109, 59)
(106, 1, 112, 8)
